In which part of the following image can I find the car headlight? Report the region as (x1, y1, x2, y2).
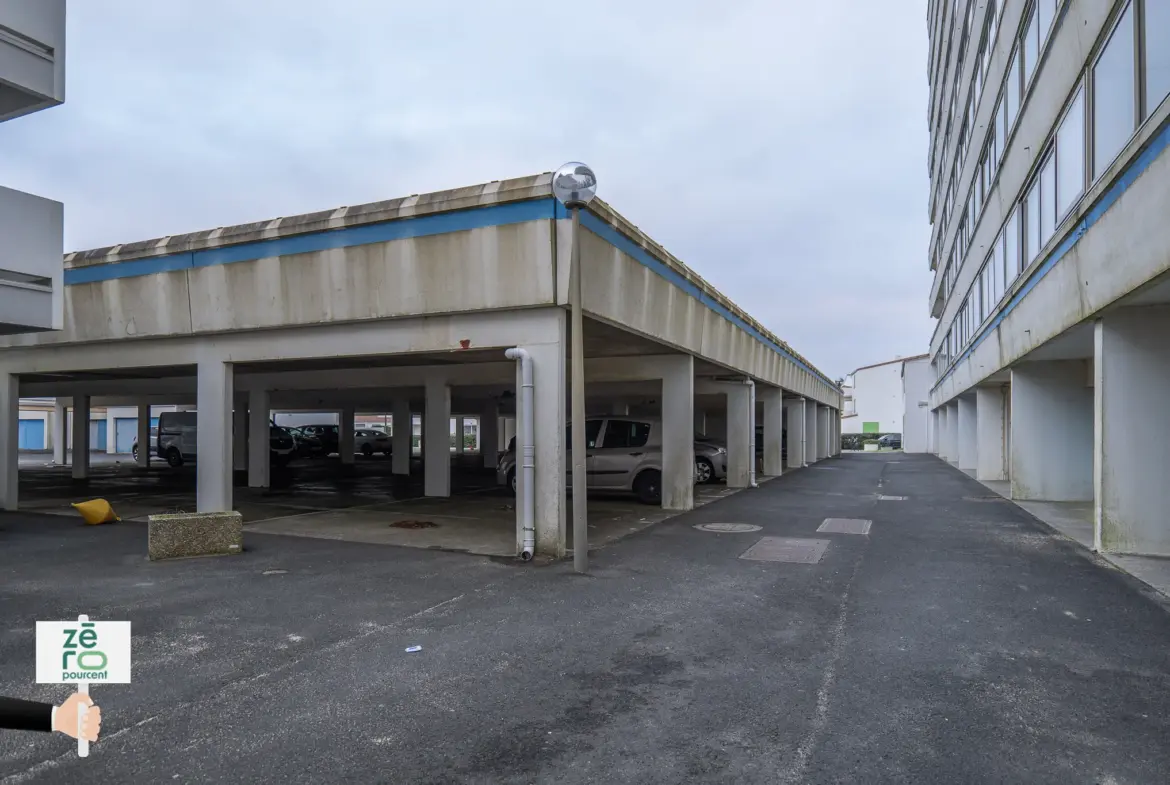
(715, 446, 726, 455)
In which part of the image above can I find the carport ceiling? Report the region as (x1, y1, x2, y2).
(21, 364, 195, 385)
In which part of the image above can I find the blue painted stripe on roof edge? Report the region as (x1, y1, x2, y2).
(935, 113, 1170, 396)
(575, 209, 835, 389)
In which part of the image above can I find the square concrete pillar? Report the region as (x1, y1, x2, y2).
(726, 383, 752, 488)
(957, 395, 977, 471)
(661, 355, 694, 511)
(231, 398, 246, 471)
(248, 389, 270, 488)
(1094, 308, 1170, 555)
(761, 388, 784, 476)
(786, 398, 805, 468)
(391, 400, 411, 475)
(937, 406, 948, 460)
(339, 407, 355, 464)
(816, 405, 830, 461)
(1010, 360, 1093, 502)
(454, 416, 465, 454)
(71, 395, 90, 479)
(480, 401, 499, 469)
(139, 402, 153, 468)
(196, 359, 234, 513)
(105, 408, 116, 454)
(0, 373, 17, 510)
(424, 379, 451, 497)
(519, 331, 566, 557)
(975, 387, 1007, 480)
(930, 408, 940, 455)
(804, 402, 814, 463)
(946, 401, 959, 464)
(52, 399, 66, 465)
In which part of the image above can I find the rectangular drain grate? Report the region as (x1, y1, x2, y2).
(739, 537, 829, 564)
(817, 518, 872, 535)
(878, 495, 906, 501)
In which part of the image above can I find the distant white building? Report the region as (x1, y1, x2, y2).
(841, 355, 930, 442)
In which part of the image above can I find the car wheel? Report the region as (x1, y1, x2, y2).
(361, 444, 374, 457)
(132, 445, 139, 462)
(165, 448, 183, 468)
(695, 457, 715, 484)
(633, 469, 662, 505)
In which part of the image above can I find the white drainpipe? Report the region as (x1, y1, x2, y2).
(743, 378, 758, 488)
(505, 348, 536, 560)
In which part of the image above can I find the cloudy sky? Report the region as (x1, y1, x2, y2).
(0, 0, 933, 379)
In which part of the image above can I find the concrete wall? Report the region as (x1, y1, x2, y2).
(840, 362, 904, 434)
(1010, 361, 1093, 502)
(901, 358, 931, 452)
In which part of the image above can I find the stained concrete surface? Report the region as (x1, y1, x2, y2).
(3, 454, 1170, 783)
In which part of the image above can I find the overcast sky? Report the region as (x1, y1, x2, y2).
(0, 0, 934, 379)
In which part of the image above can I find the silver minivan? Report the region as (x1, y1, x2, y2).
(496, 416, 727, 504)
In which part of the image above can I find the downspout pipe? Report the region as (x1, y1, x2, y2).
(505, 347, 536, 561)
(744, 378, 758, 488)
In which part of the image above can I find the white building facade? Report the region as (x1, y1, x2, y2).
(925, 0, 1170, 555)
(841, 355, 930, 444)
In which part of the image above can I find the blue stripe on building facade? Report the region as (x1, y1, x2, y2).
(935, 114, 1170, 392)
(64, 196, 836, 390)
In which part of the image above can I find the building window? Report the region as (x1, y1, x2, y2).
(1039, 153, 1056, 246)
(991, 230, 1005, 303)
(1023, 3, 1039, 84)
(994, 98, 1006, 162)
(1037, 0, 1056, 43)
(1055, 86, 1085, 219)
(1145, 0, 1170, 116)
(1092, 2, 1136, 179)
(1006, 48, 1021, 129)
(1004, 206, 1020, 284)
(1025, 179, 1042, 265)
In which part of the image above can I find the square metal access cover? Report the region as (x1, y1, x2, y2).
(878, 495, 906, 501)
(818, 518, 872, 535)
(739, 537, 829, 564)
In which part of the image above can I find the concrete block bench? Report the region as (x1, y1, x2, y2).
(148, 511, 243, 561)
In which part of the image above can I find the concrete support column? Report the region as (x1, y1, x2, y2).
(805, 401, 818, 465)
(424, 379, 451, 497)
(248, 389, 270, 488)
(138, 402, 152, 468)
(231, 398, 246, 472)
(760, 388, 784, 476)
(946, 402, 959, 464)
(930, 408, 940, 455)
(938, 406, 950, 461)
(816, 405, 830, 460)
(785, 398, 805, 468)
(1010, 360, 1093, 502)
(481, 401, 499, 469)
(105, 409, 116, 454)
(519, 331, 566, 557)
(661, 355, 694, 511)
(726, 384, 752, 488)
(391, 399, 411, 475)
(975, 387, 1007, 481)
(454, 416, 465, 454)
(196, 358, 234, 512)
(0, 374, 17, 510)
(1094, 308, 1170, 554)
(339, 407, 355, 464)
(52, 399, 66, 465)
(71, 395, 90, 479)
(957, 395, 977, 471)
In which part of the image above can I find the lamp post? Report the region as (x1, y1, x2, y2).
(553, 162, 597, 574)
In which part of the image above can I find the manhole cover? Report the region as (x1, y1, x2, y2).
(878, 495, 906, 501)
(390, 520, 438, 529)
(694, 523, 763, 533)
(818, 518, 872, 535)
(739, 537, 829, 564)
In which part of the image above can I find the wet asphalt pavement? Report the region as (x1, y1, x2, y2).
(2, 453, 1169, 783)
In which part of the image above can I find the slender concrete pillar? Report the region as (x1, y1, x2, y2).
(0, 373, 17, 510)
(975, 387, 1007, 481)
(454, 416, 465, 454)
(196, 358, 234, 512)
(71, 395, 90, 479)
(104, 408, 115, 454)
(138, 402, 152, 468)
(481, 401, 499, 469)
(1094, 308, 1170, 555)
(786, 398, 805, 468)
(761, 388, 784, 476)
(661, 355, 694, 511)
(424, 379, 451, 497)
(231, 398, 246, 471)
(1010, 360, 1093, 502)
(946, 401, 960, 464)
(391, 399, 411, 475)
(930, 408, 940, 455)
(248, 389, 270, 488)
(805, 401, 818, 464)
(520, 331, 566, 557)
(957, 395, 977, 471)
(339, 407, 355, 464)
(52, 399, 66, 465)
(726, 384, 752, 488)
(816, 405, 830, 460)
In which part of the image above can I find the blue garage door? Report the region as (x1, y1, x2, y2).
(115, 418, 137, 453)
(90, 420, 107, 451)
(18, 419, 45, 450)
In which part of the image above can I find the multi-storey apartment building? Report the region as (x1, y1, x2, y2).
(925, 0, 1170, 556)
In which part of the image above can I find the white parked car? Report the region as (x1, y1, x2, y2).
(354, 429, 391, 456)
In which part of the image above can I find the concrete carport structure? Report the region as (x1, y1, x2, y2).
(0, 174, 840, 558)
